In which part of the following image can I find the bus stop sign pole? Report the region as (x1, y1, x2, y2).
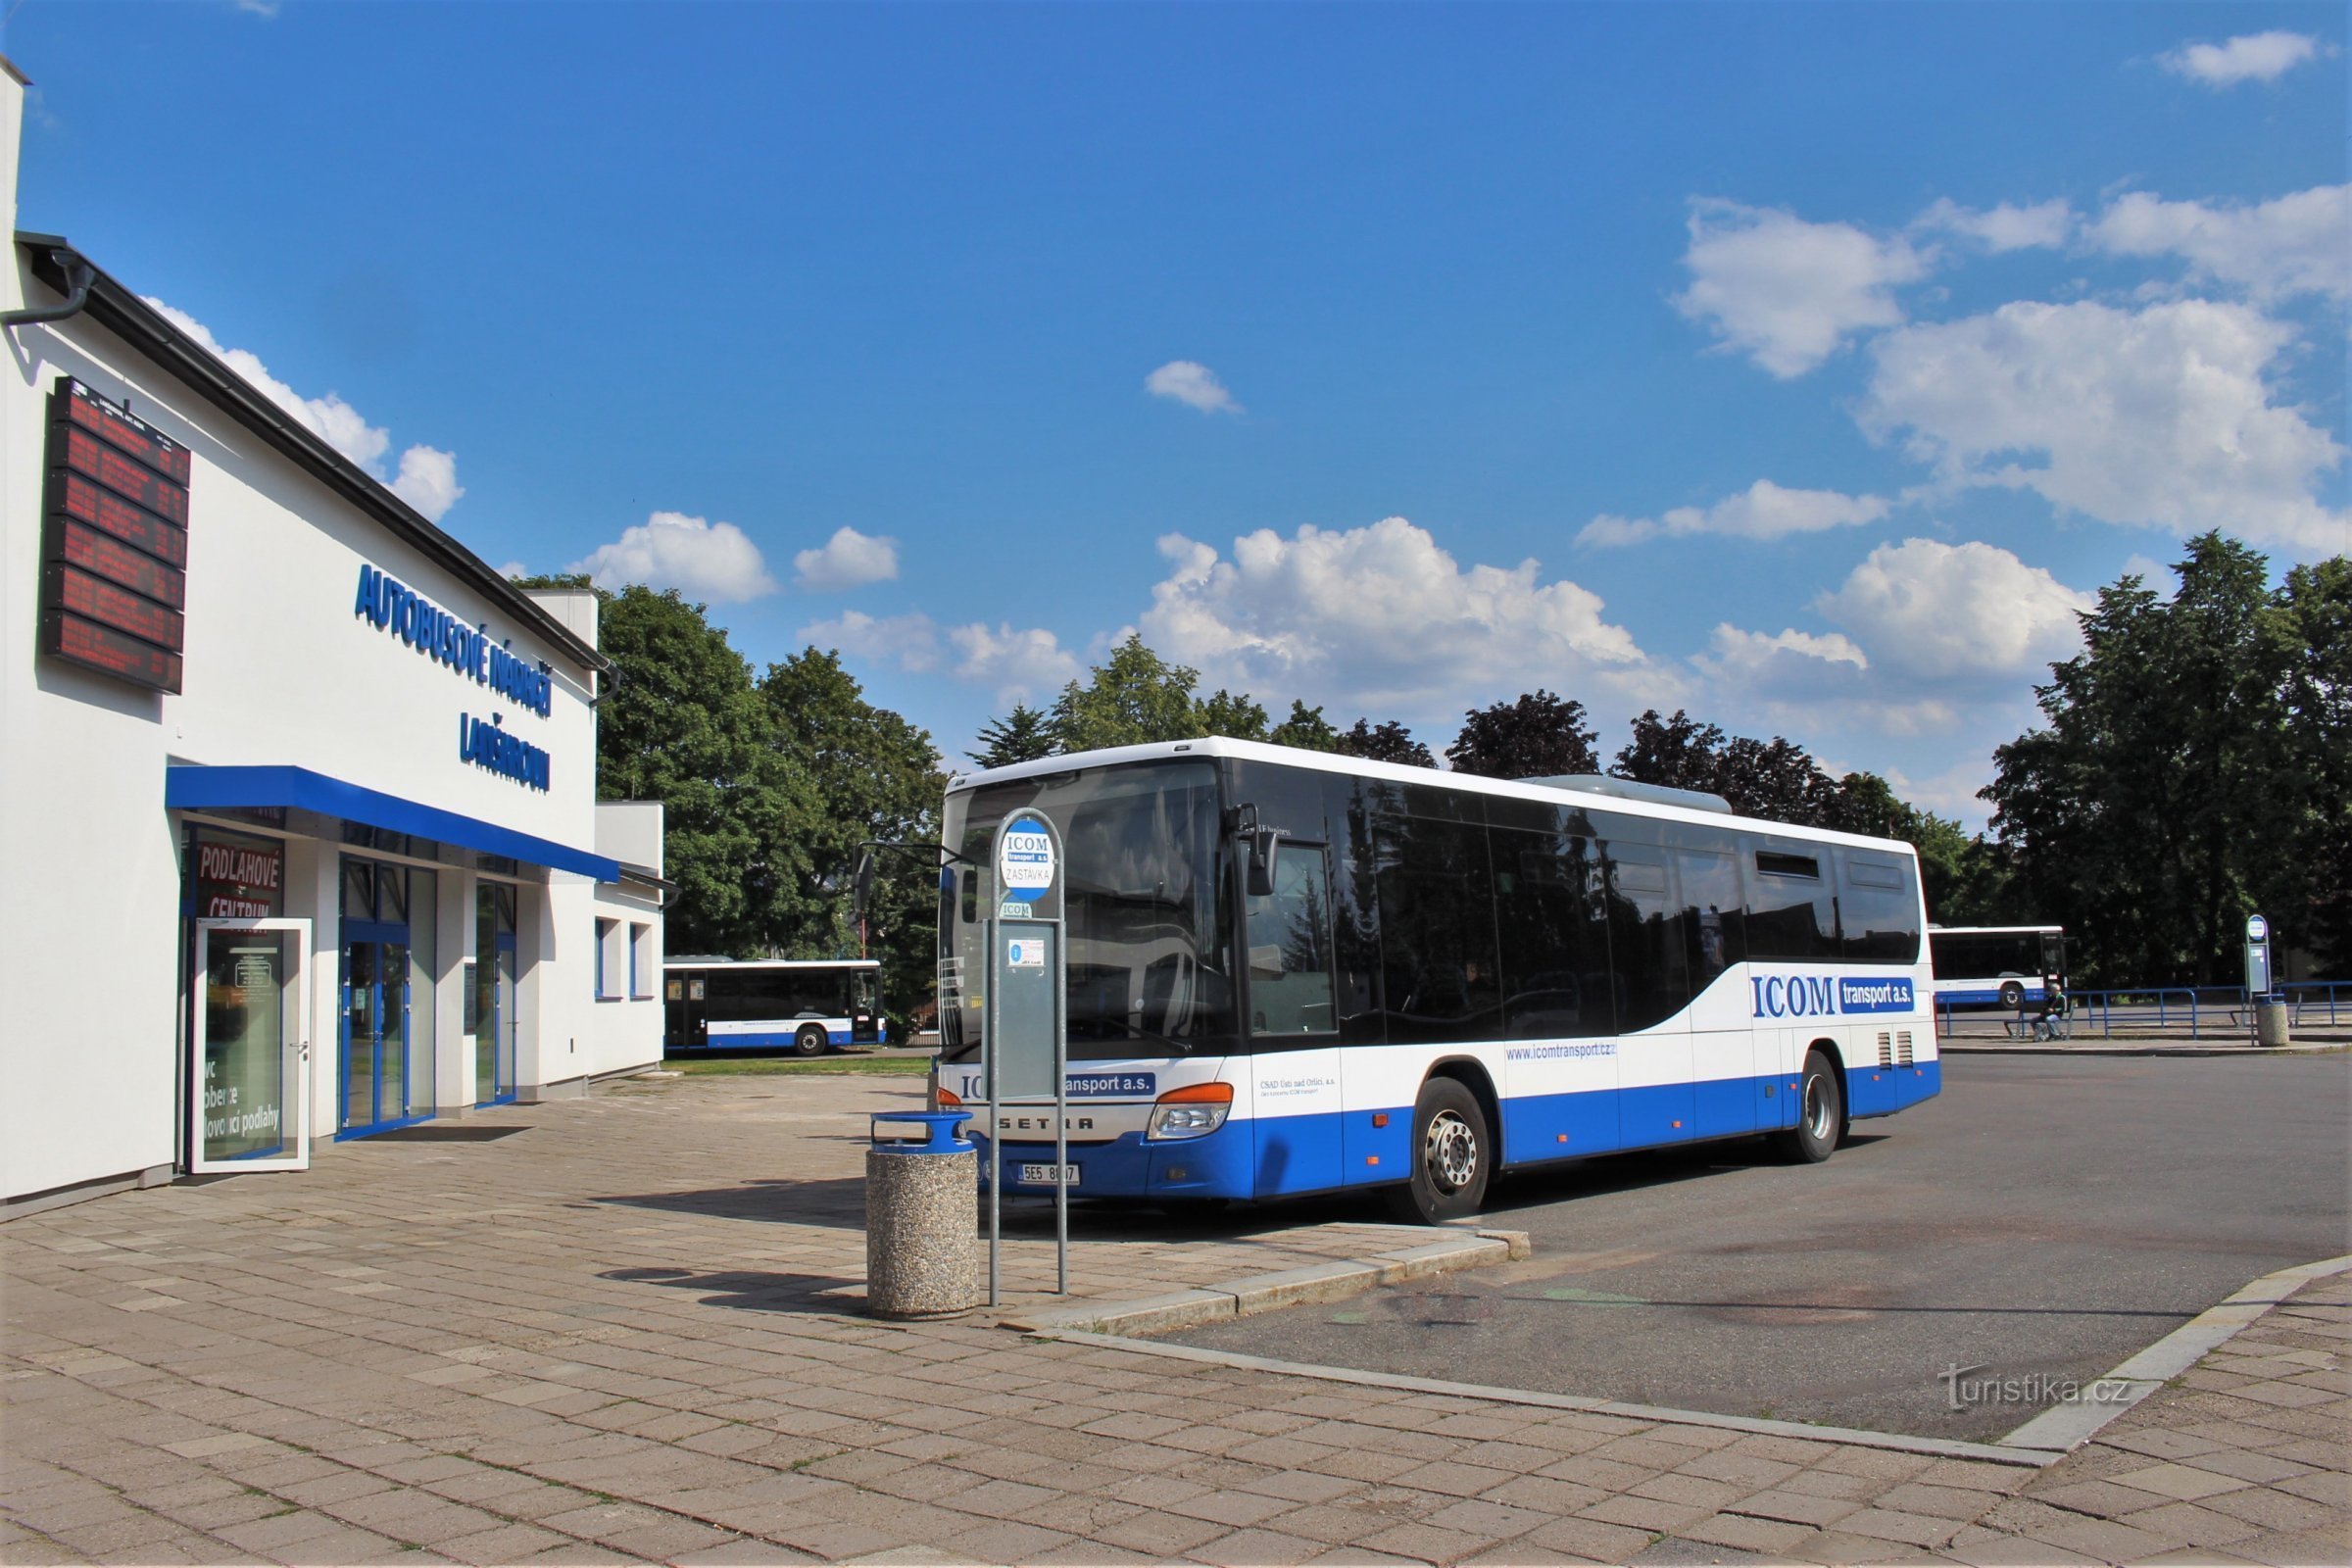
(982, 812, 1068, 1305)
(2245, 913, 2273, 1048)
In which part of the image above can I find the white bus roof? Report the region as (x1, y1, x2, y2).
(1927, 925, 2063, 935)
(949, 737, 1917, 857)
(662, 957, 880, 971)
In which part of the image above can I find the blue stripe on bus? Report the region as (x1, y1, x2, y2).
(982, 1061, 1943, 1201)
(1938, 986, 2046, 1005)
(688, 1027, 856, 1049)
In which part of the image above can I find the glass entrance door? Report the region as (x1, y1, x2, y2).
(190, 919, 312, 1173)
(474, 883, 516, 1104)
(340, 927, 420, 1135)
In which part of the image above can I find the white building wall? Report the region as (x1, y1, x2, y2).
(0, 62, 661, 1211)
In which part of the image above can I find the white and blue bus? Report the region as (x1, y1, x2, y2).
(1927, 925, 2065, 1011)
(931, 739, 1938, 1222)
(663, 958, 884, 1055)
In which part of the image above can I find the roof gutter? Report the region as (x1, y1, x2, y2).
(0, 242, 93, 329)
(9, 233, 610, 677)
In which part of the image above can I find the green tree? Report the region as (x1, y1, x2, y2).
(1196, 688, 1271, 741)
(1337, 717, 1436, 766)
(1447, 690, 1598, 779)
(1613, 709, 1729, 792)
(1267, 700, 1344, 752)
(760, 650, 946, 1031)
(561, 583, 823, 957)
(1048, 635, 1209, 751)
(2265, 557, 2352, 971)
(1984, 533, 2345, 986)
(969, 705, 1055, 767)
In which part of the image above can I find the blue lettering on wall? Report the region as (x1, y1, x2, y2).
(353, 562, 554, 718)
(458, 712, 552, 792)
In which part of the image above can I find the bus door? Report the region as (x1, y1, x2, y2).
(1674, 846, 1756, 1139)
(664, 971, 709, 1051)
(1605, 852, 1695, 1145)
(1246, 840, 1347, 1197)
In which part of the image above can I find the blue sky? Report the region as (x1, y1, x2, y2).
(11, 3, 2344, 824)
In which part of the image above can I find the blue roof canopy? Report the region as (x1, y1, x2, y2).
(167, 764, 619, 882)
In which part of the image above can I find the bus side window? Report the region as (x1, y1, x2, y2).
(1493, 825, 1612, 1038)
(1673, 847, 1746, 985)
(1606, 853, 1689, 1031)
(1750, 850, 1837, 959)
(1835, 851, 1921, 963)
(1373, 814, 1501, 1046)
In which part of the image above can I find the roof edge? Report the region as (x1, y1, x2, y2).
(14, 233, 609, 675)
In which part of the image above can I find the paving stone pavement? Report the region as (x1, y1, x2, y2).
(3, 1074, 2345, 1567)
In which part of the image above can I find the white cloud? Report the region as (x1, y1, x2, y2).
(1674, 198, 1932, 377)
(1145, 360, 1242, 415)
(1711, 625, 1869, 673)
(2086, 186, 2351, 303)
(1913, 197, 2076, 254)
(1814, 538, 2090, 683)
(568, 512, 779, 602)
(496, 561, 529, 580)
(793, 526, 900, 591)
(1860, 299, 2348, 555)
(798, 609, 941, 671)
(1139, 516, 1673, 722)
(1700, 538, 2089, 741)
(1579, 479, 1890, 548)
(390, 446, 463, 522)
(2160, 30, 2329, 87)
(945, 622, 1084, 704)
(147, 297, 465, 520)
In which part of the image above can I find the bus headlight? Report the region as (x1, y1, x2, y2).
(1147, 1082, 1233, 1141)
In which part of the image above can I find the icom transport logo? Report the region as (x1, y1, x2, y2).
(1751, 974, 1917, 1018)
(997, 813, 1055, 904)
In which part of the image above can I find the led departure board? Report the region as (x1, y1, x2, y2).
(37, 380, 190, 694)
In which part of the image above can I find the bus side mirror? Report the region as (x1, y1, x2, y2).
(852, 851, 877, 922)
(1247, 828, 1280, 900)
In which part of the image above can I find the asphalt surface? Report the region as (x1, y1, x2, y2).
(1165, 1054, 2352, 1442)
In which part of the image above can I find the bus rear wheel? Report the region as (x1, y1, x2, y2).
(1388, 1077, 1491, 1224)
(1775, 1049, 1843, 1164)
(793, 1024, 829, 1057)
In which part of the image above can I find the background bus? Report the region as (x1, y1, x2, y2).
(933, 738, 1937, 1222)
(663, 958, 883, 1055)
(1928, 926, 2064, 1010)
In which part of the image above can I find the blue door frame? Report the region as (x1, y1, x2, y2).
(338, 916, 429, 1139)
(480, 929, 517, 1106)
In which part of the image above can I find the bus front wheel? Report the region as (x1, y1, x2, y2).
(1389, 1077, 1491, 1224)
(1775, 1049, 1843, 1164)
(793, 1024, 829, 1057)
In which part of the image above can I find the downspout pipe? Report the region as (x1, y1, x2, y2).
(2, 245, 94, 329)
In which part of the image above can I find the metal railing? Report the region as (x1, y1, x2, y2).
(1936, 981, 2347, 1043)
(2284, 980, 2347, 1027)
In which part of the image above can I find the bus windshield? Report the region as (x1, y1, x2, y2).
(939, 760, 1234, 1062)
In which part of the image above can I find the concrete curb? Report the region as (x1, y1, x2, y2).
(1943, 1043, 2345, 1056)
(1998, 1250, 2352, 1451)
(1037, 1328, 2064, 1468)
(997, 1227, 1530, 1334)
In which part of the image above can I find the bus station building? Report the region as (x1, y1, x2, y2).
(0, 59, 667, 1218)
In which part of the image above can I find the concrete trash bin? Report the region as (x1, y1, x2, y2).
(2257, 1001, 2291, 1049)
(865, 1111, 979, 1320)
